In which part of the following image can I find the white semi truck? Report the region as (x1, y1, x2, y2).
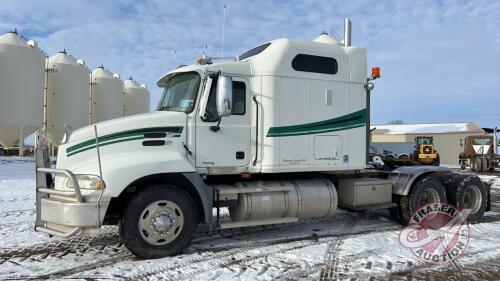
(35, 19, 491, 259)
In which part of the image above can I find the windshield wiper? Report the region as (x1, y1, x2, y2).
(158, 106, 171, 111)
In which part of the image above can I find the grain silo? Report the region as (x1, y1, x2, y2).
(90, 66, 123, 123)
(0, 30, 45, 153)
(45, 50, 91, 145)
(123, 77, 150, 116)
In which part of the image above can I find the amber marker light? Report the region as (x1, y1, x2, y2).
(371, 67, 381, 79)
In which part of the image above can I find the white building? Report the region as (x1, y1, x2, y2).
(371, 122, 485, 166)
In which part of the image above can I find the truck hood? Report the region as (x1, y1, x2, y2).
(54, 110, 196, 196)
(65, 111, 186, 145)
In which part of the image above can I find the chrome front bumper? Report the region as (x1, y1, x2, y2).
(35, 148, 104, 238)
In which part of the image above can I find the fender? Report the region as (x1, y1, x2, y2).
(182, 173, 214, 226)
(98, 150, 197, 197)
(388, 166, 451, 196)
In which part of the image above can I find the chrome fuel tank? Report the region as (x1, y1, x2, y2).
(226, 179, 338, 222)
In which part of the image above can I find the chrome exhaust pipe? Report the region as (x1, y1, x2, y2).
(344, 18, 351, 47)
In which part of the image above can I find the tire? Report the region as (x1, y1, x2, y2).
(385, 155, 396, 161)
(488, 159, 494, 171)
(445, 174, 468, 199)
(397, 178, 447, 224)
(388, 195, 405, 224)
(411, 151, 419, 164)
(480, 158, 488, 173)
(120, 184, 199, 259)
(473, 158, 482, 173)
(432, 154, 440, 166)
(447, 175, 487, 223)
(398, 154, 409, 161)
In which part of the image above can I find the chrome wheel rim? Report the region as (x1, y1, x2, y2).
(463, 185, 482, 214)
(419, 188, 440, 208)
(138, 200, 184, 246)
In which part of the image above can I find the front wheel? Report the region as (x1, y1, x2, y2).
(432, 155, 440, 166)
(120, 185, 198, 259)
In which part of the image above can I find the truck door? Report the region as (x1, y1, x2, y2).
(195, 76, 251, 168)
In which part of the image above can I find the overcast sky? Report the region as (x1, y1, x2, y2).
(2, 0, 499, 128)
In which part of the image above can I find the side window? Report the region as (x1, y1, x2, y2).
(291, 54, 338, 75)
(203, 79, 246, 122)
(204, 79, 219, 122)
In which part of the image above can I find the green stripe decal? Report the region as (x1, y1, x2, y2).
(266, 109, 367, 137)
(66, 126, 183, 157)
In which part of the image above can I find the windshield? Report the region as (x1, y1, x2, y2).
(472, 138, 491, 145)
(416, 137, 432, 145)
(158, 72, 201, 113)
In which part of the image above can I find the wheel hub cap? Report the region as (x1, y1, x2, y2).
(463, 185, 481, 214)
(419, 188, 439, 208)
(153, 215, 172, 232)
(138, 200, 184, 246)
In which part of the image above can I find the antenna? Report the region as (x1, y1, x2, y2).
(328, 27, 342, 42)
(173, 50, 176, 69)
(221, 4, 227, 57)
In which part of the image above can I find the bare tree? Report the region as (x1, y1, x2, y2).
(388, 120, 405, 125)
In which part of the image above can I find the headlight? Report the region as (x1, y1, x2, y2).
(66, 174, 106, 190)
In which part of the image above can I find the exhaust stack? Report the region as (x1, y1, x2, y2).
(344, 18, 351, 47)
(494, 126, 498, 154)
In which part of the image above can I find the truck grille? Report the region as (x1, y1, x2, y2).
(422, 145, 432, 154)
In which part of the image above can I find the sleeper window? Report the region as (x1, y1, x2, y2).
(291, 54, 338, 75)
(232, 81, 246, 115)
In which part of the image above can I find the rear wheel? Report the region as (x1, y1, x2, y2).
(480, 158, 488, 172)
(398, 154, 409, 161)
(120, 184, 198, 259)
(447, 175, 487, 223)
(487, 159, 494, 171)
(472, 158, 482, 172)
(390, 178, 447, 224)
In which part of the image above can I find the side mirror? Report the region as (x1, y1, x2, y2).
(216, 75, 232, 117)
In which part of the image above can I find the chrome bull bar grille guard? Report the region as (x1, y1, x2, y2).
(35, 148, 87, 238)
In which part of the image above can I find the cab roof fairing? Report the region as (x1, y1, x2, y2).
(156, 61, 251, 87)
(242, 38, 367, 82)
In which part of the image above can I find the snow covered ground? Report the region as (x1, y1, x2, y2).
(1, 157, 500, 280)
